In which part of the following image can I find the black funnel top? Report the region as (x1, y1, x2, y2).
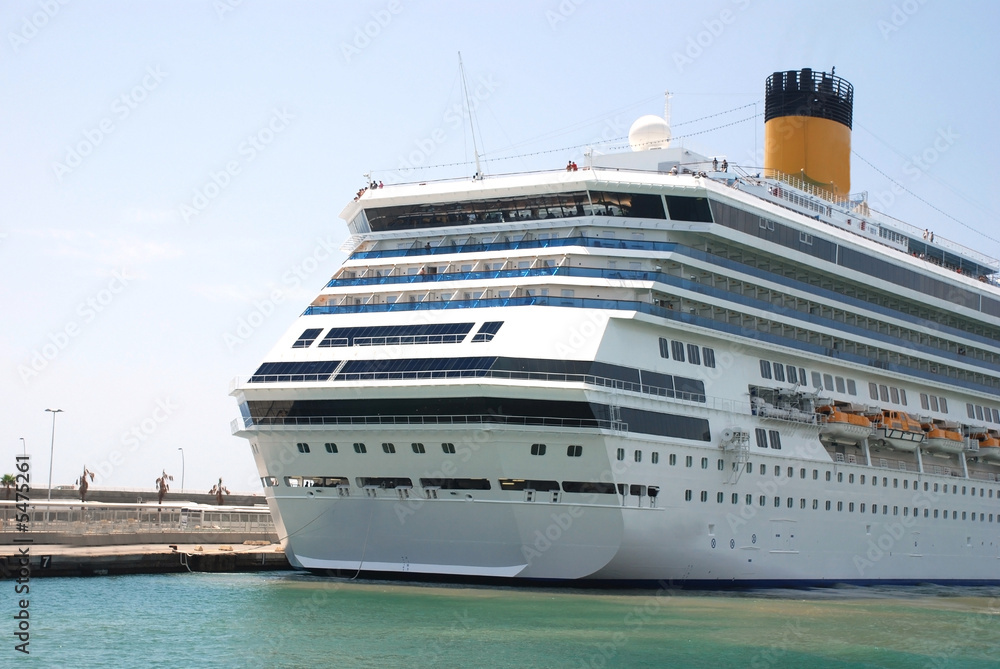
(765, 69, 853, 129)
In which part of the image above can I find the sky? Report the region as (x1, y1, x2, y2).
(2, 0, 999, 494)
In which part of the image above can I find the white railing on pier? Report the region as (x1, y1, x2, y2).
(0, 500, 274, 536)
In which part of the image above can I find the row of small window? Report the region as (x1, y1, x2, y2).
(966, 402, 1000, 424)
(868, 382, 908, 407)
(759, 360, 859, 396)
(296, 442, 581, 457)
(658, 338, 716, 368)
(682, 490, 1000, 521)
(741, 463, 998, 498)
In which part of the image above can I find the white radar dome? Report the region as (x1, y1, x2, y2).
(628, 115, 671, 151)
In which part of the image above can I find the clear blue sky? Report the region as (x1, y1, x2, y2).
(2, 0, 998, 493)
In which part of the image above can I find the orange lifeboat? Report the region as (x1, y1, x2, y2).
(870, 410, 924, 452)
(977, 434, 1000, 463)
(817, 405, 874, 445)
(921, 420, 966, 455)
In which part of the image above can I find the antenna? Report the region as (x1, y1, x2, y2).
(663, 90, 671, 126)
(458, 52, 483, 180)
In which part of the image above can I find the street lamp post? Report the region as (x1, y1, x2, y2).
(177, 447, 185, 492)
(45, 408, 63, 502)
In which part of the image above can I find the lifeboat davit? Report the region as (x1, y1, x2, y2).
(817, 405, 874, 445)
(869, 410, 924, 452)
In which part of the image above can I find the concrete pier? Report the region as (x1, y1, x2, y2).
(0, 543, 290, 577)
(1, 498, 291, 577)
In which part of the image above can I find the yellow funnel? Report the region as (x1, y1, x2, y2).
(764, 69, 853, 195)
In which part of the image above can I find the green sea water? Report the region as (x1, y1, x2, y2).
(12, 573, 1000, 668)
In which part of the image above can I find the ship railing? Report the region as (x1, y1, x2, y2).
(347, 235, 676, 261)
(239, 368, 708, 404)
(234, 413, 627, 432)
(754, 167, 999, 271)
(863, 207, 999, 270)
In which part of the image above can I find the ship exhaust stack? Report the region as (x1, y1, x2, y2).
(764, 68, 853, 195)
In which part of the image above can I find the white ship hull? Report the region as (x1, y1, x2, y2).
(232, 69, 1000, 585)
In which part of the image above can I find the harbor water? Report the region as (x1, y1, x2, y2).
(13, 572, 1000, 668)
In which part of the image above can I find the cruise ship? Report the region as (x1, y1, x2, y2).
(231, 69, 1000, 586)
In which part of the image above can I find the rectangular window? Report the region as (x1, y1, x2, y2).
(899, 389, 907, 406)
(567, 445, 583, 457)
(870, 383, 880, 401)
(799, 368, 807, 385)
(890, 387, 900, 404)
(755, 428, 768, 448)
(685, 455, 693, 467)
(634, 450, 642, 462)
(786, 365, 797, 384)
(823, 374, 834, 391)
(967, 403, 976, 419)
(847, 379, 857, 395)
(976, 405, 985, 421)
(324, 442, 338, 453)
(701, 457, 708, 469)
(353, 442, 367, 454)
(921, 393, 930, 410)
(933, 396, 943, 413)
(669, 453, 676, 466)
(773, 363, 785, 382)
(531, 443, 547, 456)
(296, 442, 310, 454)
(672, 340, 685, 362)
(768, 430, 782, 450)
(651, 451, 659, 464)
(835, 377, 846, 393)
(617, 448, 625, 461)
(760, 360, 772, 379)
(685, 490, 692, 501)
(687, 344, 700, 365)
(879, 385, 889, 402)
(703, 348, 716, 368)
(382, 442, 396, 454)
(659, 337, 670, 359)
(442, 443, 456, 454)
(411, 443, 425, 454)
(812, 371, 823, 388)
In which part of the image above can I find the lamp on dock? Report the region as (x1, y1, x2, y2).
(45, 408, 63, 502)
(177, 447, 185, 492)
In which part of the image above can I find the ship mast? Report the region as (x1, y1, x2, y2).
(458, 51, 483, 180)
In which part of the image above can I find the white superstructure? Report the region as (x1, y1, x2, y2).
(231, 72, 1000, 586)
